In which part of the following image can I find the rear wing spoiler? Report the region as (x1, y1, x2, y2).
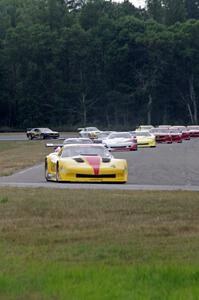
(46, 143, 63, 148)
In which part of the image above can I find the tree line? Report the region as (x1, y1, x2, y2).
(0, 0, 199, 129)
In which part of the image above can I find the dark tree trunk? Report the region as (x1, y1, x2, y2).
(147, 94, 152, 125)
(189, 74, 198, 124)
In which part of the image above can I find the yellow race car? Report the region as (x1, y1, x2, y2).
(131, 131, 156, 148)
(45, 144, 128, 183)
(135, 125, 154, 131)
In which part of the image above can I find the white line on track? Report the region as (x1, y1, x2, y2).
(1, 182, 199, 191)
(12, 164, 43, 175)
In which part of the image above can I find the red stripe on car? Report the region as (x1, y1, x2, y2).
(85, 156, 101, 175)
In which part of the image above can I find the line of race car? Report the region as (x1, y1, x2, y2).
(25, 125, 199, 184)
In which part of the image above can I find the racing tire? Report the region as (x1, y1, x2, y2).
(41, 134, 45, 140)
(45, 159, 50, 181)
(56, 162, 60, 182)
(28, 134, 33, 140)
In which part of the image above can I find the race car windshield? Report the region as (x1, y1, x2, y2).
(98, 132, 110, 138)
(108, 133, 131, 139)
(171, 126, 187, 131)
(39, 128, 53, 133)
(153, 129, 170, 133)
(61, 146, 110, 158)
(135, 132, 151, 137)
(187, 126, 199, 130)
(150, 129, 169, 133)
(170, 129, 180, 133)
(63, 139, 92, 144)
(87, 127, 99, 131)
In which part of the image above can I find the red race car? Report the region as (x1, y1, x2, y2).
(171, 126, 190, 140)
(169, 129, 183, 143)
(156, 127, 183, 143)
(187, 126, 199, 138)
(150, 128, 172, 143)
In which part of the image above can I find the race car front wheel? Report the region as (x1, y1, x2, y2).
(56, 162, 60, 182)
(45, 159, 49, 181)
(27, 134, 33, 140)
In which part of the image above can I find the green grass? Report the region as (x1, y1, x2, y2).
(0, 263, 198, 300)
(0, 188, 198, 299)
(0, 141, 50, 176)
(0, 133, 76, 176)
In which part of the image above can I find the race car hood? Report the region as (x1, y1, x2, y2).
(59, 155, 125, 175)
(136, 136, 154, 142)
(103, 138, 132, 144)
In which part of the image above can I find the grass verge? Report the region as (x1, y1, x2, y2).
(0, 141, 50, 176)
(0, 132, 77, 176)
(0, 188, 198, 299)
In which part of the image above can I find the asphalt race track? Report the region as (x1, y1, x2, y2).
(0, 134, 27, 141)
(0, 138, 199, 191)
(0, 133, 73, 141)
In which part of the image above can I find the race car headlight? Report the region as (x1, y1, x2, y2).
(102, 157, 111, 163)
(73, 157, 84, 163)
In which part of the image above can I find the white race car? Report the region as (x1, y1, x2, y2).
(78, 127, 101, 138)
(102, 132, 137, 151)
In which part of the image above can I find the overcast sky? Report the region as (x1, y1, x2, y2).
(116, 0, 146, 8)
(131, 0, 145, 7)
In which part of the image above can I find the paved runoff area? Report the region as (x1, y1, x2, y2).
(0, 138, 199, 191)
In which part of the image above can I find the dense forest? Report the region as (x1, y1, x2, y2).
(0, 0, 199, 129)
